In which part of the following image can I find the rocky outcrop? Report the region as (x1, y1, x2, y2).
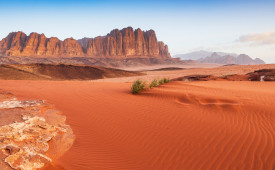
(198, 52, 265, 65)
(0, 32, 84, 57)
(248, 69, 275, 81)
(78, 27, 170, 59)
(171, 69, 275, 82)
(0, 91, 75, 170)
(0, 27, 171, 59)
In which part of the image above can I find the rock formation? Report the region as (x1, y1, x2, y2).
(248, 69, 275, 81)
(0, 32, 84, 57)
(0, 27, 171, 59)
(78, 27, 171, 59)
(171, 69, 275, 82)
(0, 91, 75, 170)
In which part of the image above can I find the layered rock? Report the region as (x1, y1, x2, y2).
(0, 27, 171, 59)
(0, 32, 84, 57)
(0, 91, 75, 170)
(78, 27, 170, 59)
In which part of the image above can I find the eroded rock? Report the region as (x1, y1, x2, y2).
(248, 69, 275, 81)
(171, 69, 275, 82)
(0, 91, 75, 170)
(0, 27, 171, 59)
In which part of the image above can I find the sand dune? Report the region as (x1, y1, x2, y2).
(0, 64, 142, 80)
(0, 80, 274, 170)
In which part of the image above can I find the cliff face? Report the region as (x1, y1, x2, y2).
(78, 27, 170, 59)
(0, 27, 171, 59)
(0, 32, 84, 57)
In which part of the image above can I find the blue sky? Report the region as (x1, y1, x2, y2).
(0, 0, 275, 63)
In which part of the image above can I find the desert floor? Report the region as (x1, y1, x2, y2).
(0, 74, 274, 169)
(95, 64, 275, 82)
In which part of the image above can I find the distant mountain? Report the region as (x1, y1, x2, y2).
(173, 51, 265, 65)
(173, 50, 237, 60)
(198, 52, 265, 65)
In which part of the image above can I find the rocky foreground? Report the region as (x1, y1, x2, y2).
(0, 91, 75, 170)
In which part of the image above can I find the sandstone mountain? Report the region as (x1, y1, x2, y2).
(0, 27, 171, 59)
(198, 52, 265, 65)
(0, 32, 84, 57)
(78, 27, 170, 59)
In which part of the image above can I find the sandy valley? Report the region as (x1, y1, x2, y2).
(0, 64, 274, 170)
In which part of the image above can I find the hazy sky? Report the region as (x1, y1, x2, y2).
(0, 0, 275, 63)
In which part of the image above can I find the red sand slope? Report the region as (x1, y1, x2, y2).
(0, 80, 274, 170)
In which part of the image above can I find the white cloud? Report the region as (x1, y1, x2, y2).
(239, 31, 275, 45)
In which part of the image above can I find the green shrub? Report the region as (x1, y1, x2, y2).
(132, 78, 170, 94)
(149, 79, 159, 89)
(163, 78, 170, 83)
(131, 80, 146, 94)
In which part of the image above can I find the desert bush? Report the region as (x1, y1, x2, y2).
(163, 77, 170, 83)
(158, 79, 164, 85)
(131, 80, 146, 94)
(149, 79, 159, 89)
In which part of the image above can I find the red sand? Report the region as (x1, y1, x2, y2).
(0, 80, 274, 170)
(96, 64, 275, 82)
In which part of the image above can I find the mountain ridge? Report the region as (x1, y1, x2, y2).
(173, 50, 238, 60)
(174, 51, 265, 65)
(198, 52, 265, 65)
(0, 27, 171, 59)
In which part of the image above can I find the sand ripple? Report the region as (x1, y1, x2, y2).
(0, 80, 274, 170)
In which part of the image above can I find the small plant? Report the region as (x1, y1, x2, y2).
(131, 80, 146, 94)
(149, 79, 159, 89)
(158, 79, 164, 85)
(132, 78, 170, 94)
(163, 77, 170, 83)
